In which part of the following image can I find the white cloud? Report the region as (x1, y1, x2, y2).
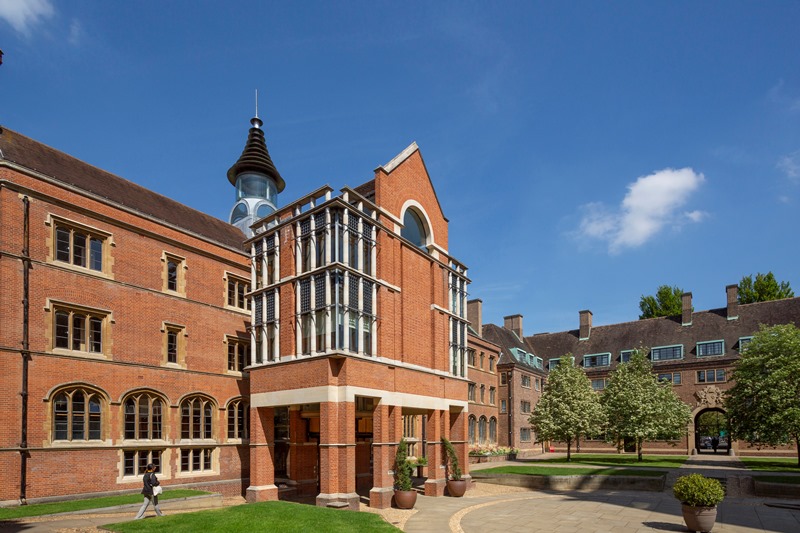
(576, 168, 706, 254)
(0, 0, 54, 35)
(68, 18, 83, 46)
(777, 150, 800, 182)
(768, 79, 800, 113)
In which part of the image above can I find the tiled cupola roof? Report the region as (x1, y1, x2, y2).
(226, 117, 285, 192)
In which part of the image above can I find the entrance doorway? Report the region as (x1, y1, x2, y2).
(695, 409, 728, 454)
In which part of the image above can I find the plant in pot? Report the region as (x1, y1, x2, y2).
(672, 473, 725, 532)
(441, 437, 467, 497)
(393, 438, 416, 509)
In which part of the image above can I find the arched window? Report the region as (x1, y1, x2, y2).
(227, 399, 249, 440)
(123, 392, 163, 440)
(489, 417, 498, 444)
(53, 388, 103, 441)
(479, 416, 487, 444)
(231, 202, 248, 224)
(401, 208, 428, 249)
(181, 396, 214, 439)
(468, 415, 477, 444)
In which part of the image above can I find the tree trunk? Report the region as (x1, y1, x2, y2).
(796, 436, 800, 467)
(637, 438, 643, 461)
(567, 439, 572, 462)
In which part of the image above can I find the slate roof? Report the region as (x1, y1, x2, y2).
(0, 126, 248, 251)
(525, 297, 800, 372)
(482, 323, 544, 374)
(352, 179, 375, 202)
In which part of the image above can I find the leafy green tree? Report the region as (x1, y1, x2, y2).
(738, 272, 794, 304)
(725, 324, 800, 465)
(602, 349, 692, 461)
(529, 355, 605, 461)
(639, 285, 685, 319)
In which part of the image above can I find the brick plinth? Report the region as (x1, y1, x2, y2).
(369, 487, 395, 509)
(245, 484, 278, 503)
(424, 478, 446, 496)
(316, 492, 360, 510)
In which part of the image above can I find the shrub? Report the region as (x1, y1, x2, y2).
(441, 437, 462, 481)
(394, 438, 413, 491)
(672, 474, 725, 507)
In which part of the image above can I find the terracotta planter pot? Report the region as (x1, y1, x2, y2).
(447, 479, 468, 497)
(681, 504, 717, 532)
(394, 489, 417, 509)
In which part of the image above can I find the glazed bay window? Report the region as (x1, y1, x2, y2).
(521, 374, 531, 388)
(227, 275, 250, 310)
(181, 448, 213, 473)
(591, 378, 606, 391)
(123, 392, 163, 440)
(450, 318, 467, 377)
(583, 352, 611, 368)
(697, 369, 726, 384)
(55, 222, 106, 272)
(521, 400, 531, 414)
(227, 399, 249, 440)
(227, 337, 250, 372)
(650, 345, 683, 361)
(53, 388, 102, 441)
(697, 340, 724, 357)
(53, 304, 108, 356)
(124, 450, 162, 476)
(520, 427, 531, 442)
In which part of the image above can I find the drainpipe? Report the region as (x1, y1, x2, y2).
(19, 195, 31, 504)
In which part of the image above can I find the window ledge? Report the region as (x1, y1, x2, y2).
(50, 260, 113, 280)
(49, 439, 111, 448)
(51, 348, 108, 360)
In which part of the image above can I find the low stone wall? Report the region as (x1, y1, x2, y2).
(471, 473, 665, 492)
(469, 454, 515, 464)
(754, 480, 800, 499)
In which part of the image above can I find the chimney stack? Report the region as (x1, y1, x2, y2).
(504, 314, 523, 340)
(579, 310, 592, 340)
(726, 284, 739, 320)
(467, 299, 483, 337)
(681, 292, 692, 326)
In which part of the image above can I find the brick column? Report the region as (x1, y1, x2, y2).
(424, 409, 446, 496)
(370, 403, 400, 508)
(449, 407, 471, 487)
(246, 406, 278, 502)
(317, 401, 359, 510)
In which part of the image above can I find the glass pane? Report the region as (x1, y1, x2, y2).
(89, 397, 101, 439)
(55, 311, 70, 348)
(72, 391, 85, 440)
(72, 314, 85, 351)
(89, 317, 102, 352)
(124, 451, 135, 475)
(139, 400, 149, 439)
(181, 403, 190, 438)
(90, 238, 103, 271)
(181, 449, 190, 471)
(204, 404, 212, 439)
(73, 233, 86, 267)
(56, 227, 71, 262)
(168, 261, 178, 291)
(54, 393, 69, 440)
(152, 399, 162, 439)
(125, 398, 136, 439)
(402, 209, 426, 248)
(228, 405, 235, 438)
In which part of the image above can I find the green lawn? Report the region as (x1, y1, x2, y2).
(474, 466, 666, 477)
(0, 490, 209, 520)
(534, 454, 687, 469)
(739, 457, 800, 472)
(753, 475, 800, 485)
(104, 501, 400, 532)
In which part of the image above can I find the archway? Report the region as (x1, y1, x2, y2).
(694, 408, 728, 454)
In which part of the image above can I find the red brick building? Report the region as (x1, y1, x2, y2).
(1, 122, 471, 508)
(244, 141, 471, 509)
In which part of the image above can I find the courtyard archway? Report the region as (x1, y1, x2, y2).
(694, 408, 728, 454)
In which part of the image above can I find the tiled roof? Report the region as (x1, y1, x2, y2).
(352, 179, 375, 201)
(525, 297, 800, 370)
(0, 126, 247, 251)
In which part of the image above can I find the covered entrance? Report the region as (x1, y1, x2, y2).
(694, 408, 729, 454)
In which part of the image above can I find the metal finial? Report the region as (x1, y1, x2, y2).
(255, 89, 259, 119)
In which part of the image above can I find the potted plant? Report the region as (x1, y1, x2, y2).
(441, 437, 467, 497)
(672, 473, 725, 532)
(393, 438, 416, 509)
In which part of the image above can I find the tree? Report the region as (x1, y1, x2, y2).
(529, 355, 605, 461)
(725, 324, 800, 466)
(639, 285, 685, 319)
(738, 272, 794, 304)
(602, 349, 691, 461)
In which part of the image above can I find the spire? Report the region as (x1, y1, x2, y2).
(226, 116, 285, 192)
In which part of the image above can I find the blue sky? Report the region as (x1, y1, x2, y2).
(2, 1, 799, 334)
